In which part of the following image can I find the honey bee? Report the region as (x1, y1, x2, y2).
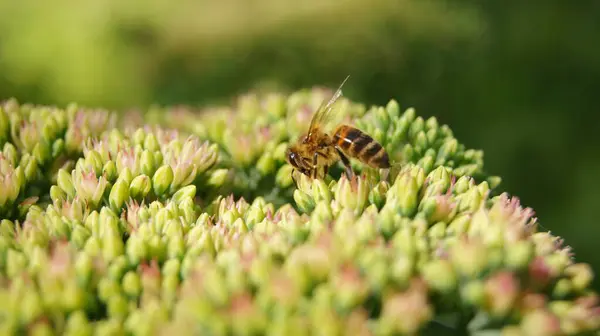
(286, 76, 390, 186)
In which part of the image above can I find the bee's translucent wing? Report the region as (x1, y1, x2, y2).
(306, 75, 350, 140)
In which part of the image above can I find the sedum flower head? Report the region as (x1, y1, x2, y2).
(0, 90, 597, 335)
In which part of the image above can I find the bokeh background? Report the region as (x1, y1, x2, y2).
(1, 0, 599, 288)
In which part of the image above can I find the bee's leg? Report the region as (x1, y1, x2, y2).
(291, 169, 299, 189)
(323, 165, 329, 178)
(312, 152, 319, 179)
(335, 147, 353, 180)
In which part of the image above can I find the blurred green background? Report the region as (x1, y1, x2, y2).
(1, 0, 599, 288)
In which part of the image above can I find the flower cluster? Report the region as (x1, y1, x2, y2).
(0, 90, 598, 335)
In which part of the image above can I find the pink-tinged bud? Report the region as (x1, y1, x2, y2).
(379, 278, 433, 334)
(559, 295, 600, 333)
(116, 147, 141, 176)
(332, 263, 369, 310)
(483, 271, 519, 317)
(520, 309, 561, 336)
(528, 256, 555, 289)
(73, 169, 107, 208)
(228, 292, 266, 335)
(0, 165, 22, 208)
(519, 292, 548, 313)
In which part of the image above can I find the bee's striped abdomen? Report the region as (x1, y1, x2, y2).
(332, 125, 390, 168)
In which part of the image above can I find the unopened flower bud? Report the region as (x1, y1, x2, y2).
(152, 165, 173, 196)
(32, 141, 51, 164)
(140, 150, 156, 177)
(57, 168, 76, 199)
(109, 178, 130, 212)
(207, 168, 229, 188)
(122, 271, 142, 298)
(144, 133, 160, 152)
(129, 174, 151, 200)
(565, 263, 593, 292)
(520, 309, 561, 336)
(256, 151, 276, 175)
(107, 294, 129, 319)
(172, 185, 196, 204)
(102, 160, 118, 182)
(484, 271, 519, 317)
(64, 310, 92, 336)
(505, 240, 534, 270)
(451, 238, 488, 277)
(294, 189, 315, 213)
(275, 165, 294, 188)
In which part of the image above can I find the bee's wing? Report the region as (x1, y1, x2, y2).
(306, 75, 350, 140)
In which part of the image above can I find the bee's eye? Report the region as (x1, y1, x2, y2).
(287, 150, 298, 167)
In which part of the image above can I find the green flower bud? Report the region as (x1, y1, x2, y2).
(421, 260, 456, 294)
(29, 322, 53, 336)
(276, 165, 294, 188)
(168, 235, 186, 259)
(126, 235, 148, 265)
(140, 149, 156, 177)
(62, 280, 85, 312)
(456, 187, 482, 213)
(49, 185, 67, 205)
(75, 253, 92, 285)
(51, 139, 65, 159)
(7, 249, 27, 278)
(148, 235, 167, 262)
(245, 205, 265, 230)
(565, 263, 593, 292)
(132, 128, 146, 145)
(460, 280, 485, 307)
(389, 172, 419, 217)
(107, 294, 129, 319)
(436, 138, 458, 166)
(256, 151, 276, 175)
(487, 176, 502, 189)
(451, 238, 488, 277)
(144, 133, 160, 152)
(552, 279, 572, 298)
(64, 310, 92, 336)
(20, 289, 44, 324)
(447, 213, 471, 236)
(152, 165, 173, 196)
(293, 189, 315, 213)
(21, 153, 39, 181)
(32, 141, 51, 164)
(335, 175, 369, 215)
(505, 240, 534, 270)
(109, 178, 130, 212)
(172, 185, 196, 204)
(94, 319, 124, 336)
(70, 225, 91, 249)
(103, 231, 125, 263)
(102, 160, 118, 182)
(453, 175, 473, 194)
(122, 271, 142, 298)
(162, 273, 180, 299)
(56, 169, 75, 200)
(84, 149, 104, 176)
(207, 168, 229, 188)
(129, 174, 151, 200)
